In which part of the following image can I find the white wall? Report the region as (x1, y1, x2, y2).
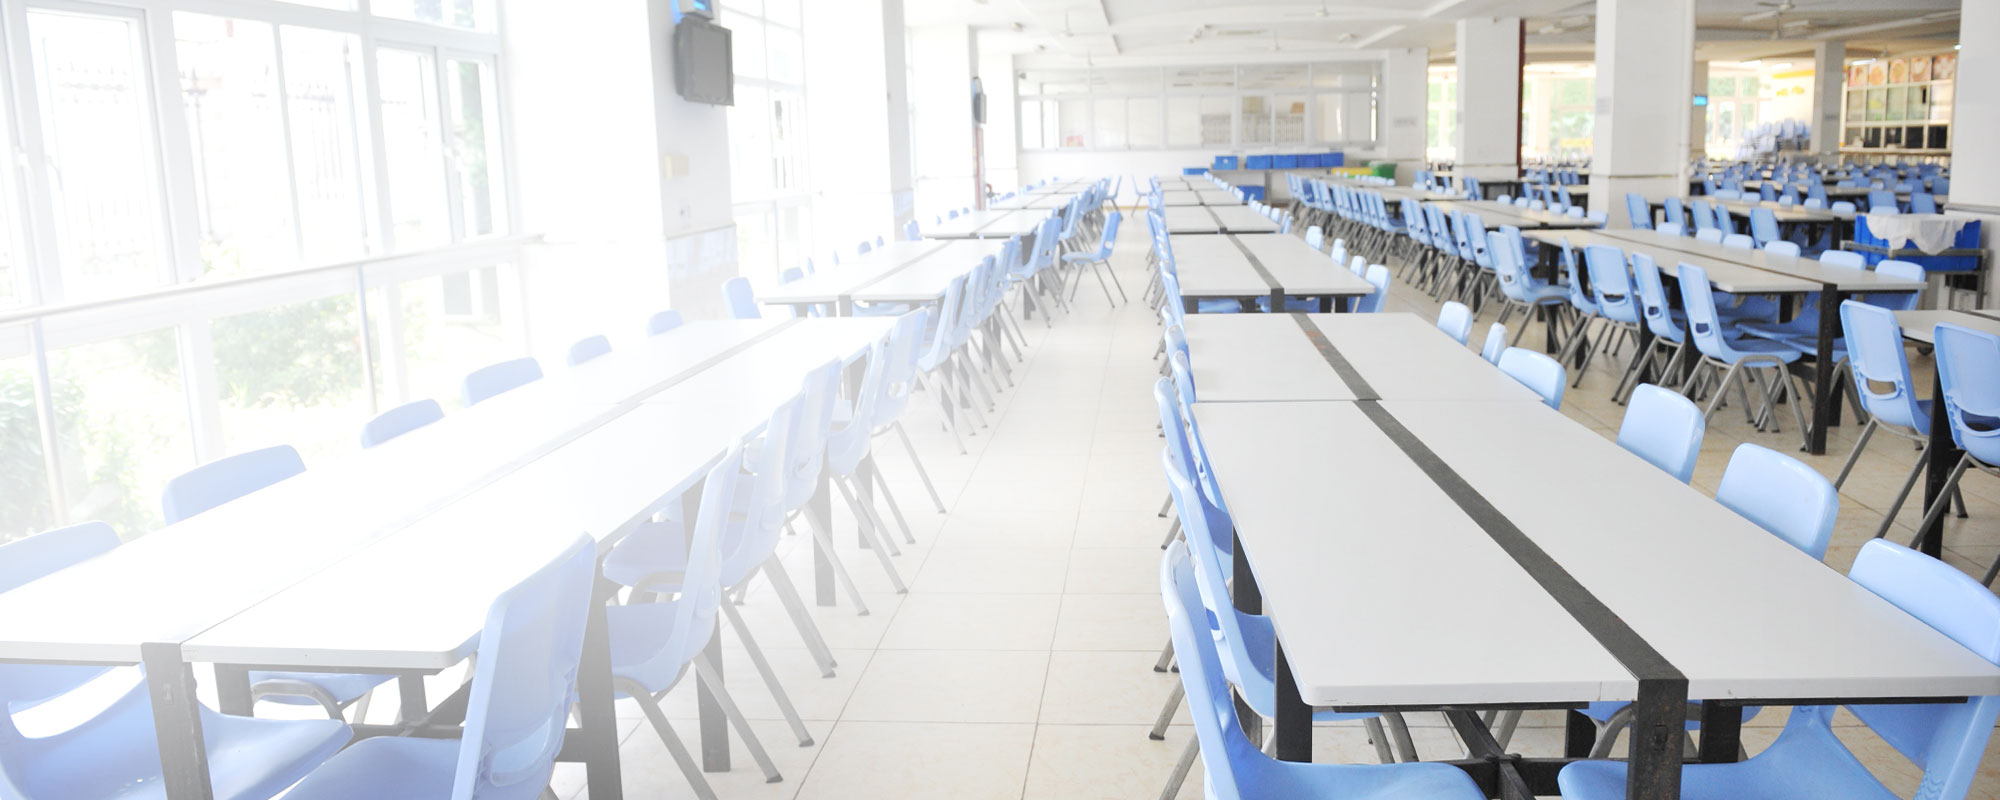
(910, 26, 979, 219)
(978, 48, 1019, 201)
(1379, 49, 1428, 183)
(803, 0, 914, 256)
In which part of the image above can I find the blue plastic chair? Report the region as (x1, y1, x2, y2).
(1617, 384, 1704, 483)
(1748, 207, 1781, 246)
(1481, 323, 1506, 364)
(605, 444, 787, 793)
(646, 309, 684, 336)
(1061, 210, 1127, 305)
(163, 446, 399, 717)
(1624, 193, 1652, 229)
(0, 523, 352, 800)
(360, 399, 443, 448)
(1498, 348, 1565, 409)
(566, 334, 611, 366)
(1678, 264, 1810, 448)
(1663, 197, 1687, 231)
(1559, 538, 2000, 800)
(1691, 199, 1718, 234)
(1355, 265, 1390, 312)
(1159, 540, 1486, 800)
(1715, 442, 1838, 559)
(1911, 192, 1939, 214)
(162, 444, 306, 524)
(1437, 301, 1472, 345)
(722, 276, 761, 319)
(904, 219, 922, 241)
(280, 536, 597, 800)
(460, 357, 544, 407)
(1912, 324, 2000, 582)
(0, 521, 120, 711)
(1868, 189, 1901, 214)
(1722, 232, 1755, 249)
(1486, 227, 1568, 345)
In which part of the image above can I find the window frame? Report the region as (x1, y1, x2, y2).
(1017, 63, 1380, 153)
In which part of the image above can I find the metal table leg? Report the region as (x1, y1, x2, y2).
(580, 576, 628, 796)
(140, 642, 215, 800)
(1806, 286, 1840, 455)
(1919, 367, 1956, 558)
(1624, 678, 1689, 800)
(684, 484, 729, 774)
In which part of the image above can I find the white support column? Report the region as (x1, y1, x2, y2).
(1591, 0, 1695, 226)
(1454, 18, 1521, 185)
(910, 26, 979, 219)
(1380, 48, 1429, 185)
(1953, 0, 2000, 305)
(1809, 42, 1847, 159)
(978, 47, 1019, 199)
(805, 0, 916, 254)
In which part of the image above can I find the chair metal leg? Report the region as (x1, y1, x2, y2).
(692, 654, 784, 782)
(1493, 709, 1523, 751)
(720, 600, 815, 746)
(1149, 683, 1183, 740)
(625, 680, 720, 800)
(1702, 360, 1746, 422)
(890, 422, 948, 513)
(1159, 517, 1181, 549)
(1590, 706, 1636, 759)
(1157, 493, 1173, 518)
(1382, 712, 1419, 762)
(799, 508, 872, 615)
(1873, 442, 1934, 540)
(1832, 419, 1880, 489)
(759, 557, 837, 676)
(1158, 738, 1200, 800)
(833, 477, 911, 593)
(1361, 717, 1398, 764)
(1908, 453, 1974, 550)
(870, 464, 920, 545)
(1153, 637, 1175, 672)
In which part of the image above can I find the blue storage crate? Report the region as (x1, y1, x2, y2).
(1274, 155, 1299, 169)
(1852, 215, 1981, 272)
(1182, 167, 1209, 176)
(1238, 186, 1266, 202)
(1307, 154, 1329, 168)
(1324, 152, 1344, 167)
(1246, 155, 1274, 170)
(1212, 155, 1239, 171)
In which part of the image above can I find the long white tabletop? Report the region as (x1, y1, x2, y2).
(1160, 189, 1239, 207)
(1169, 235, 1374, 309)
(926, 208, 1051, 239)
(1161, 205, 1279, 235)
(1181, 313, 1541, 403)
(1591, 228, 1926, 293)
(1432, 199, 1601, 230)
(759, 240, 1004, 311)
(1522, 228, 1818, 295)
(994, 194, 1068, 210)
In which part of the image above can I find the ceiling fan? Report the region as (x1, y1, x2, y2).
(1742, 1, 1828, 23)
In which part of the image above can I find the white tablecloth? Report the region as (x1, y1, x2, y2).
(1862, 213, 1975, 255)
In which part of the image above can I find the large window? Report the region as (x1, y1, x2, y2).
(0, 0, 512, 542)
(1018, 63, 1379, 151)
(1519, 64, 1595, 163)
(1426, 66, 1457, 162)
(724, 0, 809, 290)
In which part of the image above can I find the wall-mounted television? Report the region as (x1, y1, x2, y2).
(674, 16, 734, 106)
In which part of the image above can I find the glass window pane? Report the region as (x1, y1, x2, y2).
(766, 26, 802, 85)
(373, 0, 492, 31)
(764, 0, 799, 26)
(27, 9, 174, 302)
(213, 295, 371, 463)
(1200, 97, 1231, 147)
(1094, 100, 1126, 149)
(733, 17, 766, 81)
(377, 48, 449, 250)
(1166, 96, 1199, 147)
(1041, 100, 1059, 149)
(770, 91, 806, 194)
(1, 342, 54, 542)
(446, 58, 505, 238)
(1020, 99, 1044, 149)
(734, 208, 777, 289)
(175, 14, 297, 278)
(282, 27, 370, 263)
(775, 202, 810, 274)
(727, 85, 771, 203)
(395, 265, 521, 408)
(1318, 93, 1344, 144)
(1128, 97, 1160, 147)
(1273, 94, 1307, 144)
(1239, 95, 1271, 144)
(1058, 99, 1087, 148)
(50, 327, 195, 536)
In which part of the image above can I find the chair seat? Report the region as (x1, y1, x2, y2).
(12, 681, 350, 800)
(1558, 709, 1896, 800)
(1711, 334, 1806, 364)
(1240, 747, 1487, 800)
(1061, 251, 1109, 264)
(247, 670, 396, 707)
(607, 601, 706, 694)
(279, 736, 458, 800)
(602, 516, 687, 591)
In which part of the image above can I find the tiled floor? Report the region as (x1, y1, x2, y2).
(539, 212, 2000, 798)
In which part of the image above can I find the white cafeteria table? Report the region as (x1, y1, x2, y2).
(1168, 236, 1376, 314)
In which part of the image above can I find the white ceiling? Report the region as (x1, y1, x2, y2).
(904, 0, 1963, 67)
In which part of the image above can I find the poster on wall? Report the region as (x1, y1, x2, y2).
(1911, 56, 1932, 83)
(1849, 64, 1868, 86)
(1889, 58, 1910, 84)
(1868, 62, 1887, 86)
(1935, 54, 1957, 81)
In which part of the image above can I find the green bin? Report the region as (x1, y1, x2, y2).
(1369, 161, 1398, 180)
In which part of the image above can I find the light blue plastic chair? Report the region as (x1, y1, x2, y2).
(825, 338, 916, 589)
(604, 444, 787, 794)
(1715, 442, 1838, 559)
(1498, 348, 1565, 409)
(722, 276, 762, 319)
(1560, 538, 2000, 800)
(360, 399, 443, 448)
(1832, 301, 1935, 538)
(1355, 264, 1390, 313)
(1617, 384, 1704, 483)
(0, 521, 120, 711)
(1159, 540, 1485, 800)
(1911, 192, 1939, 214)
(1749, 207, 1781, 246)
(904, 219, 922, 241)
(646, 309, 684, 336)
(280, 535, 597, 800)
(566, 334, 611, 366)
(1486, 227, 1568, 346)
(461, 357, 544, 407)
(1722, 233, 1755, 249)
(163, 446, 398, 716)
(1580, 245, 1643, 388)
(1061, 210, 1127, 305)
(1913, 324, 2000, 583)
(1437, 301, 1472, 345)
(1691, 199, 1718, 234)
(1678, 264, 1810, 448)
(1663, 197, 1687, 231)
(1481, 323, 1507, 364)
(1624, 193, 1653, 229)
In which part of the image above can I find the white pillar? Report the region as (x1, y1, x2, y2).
(909, 26, 979, 219)
(1809, 42, 1846, 159)
(1591, 0, 1694, 226)
(1380, 48, 1429, 185)
(1690, 61, 1709, 162)
(1454, 18, 1521, 184)
(1953, 0, 2000, 300)
(977, 47, 1018, 199)
(804, 0, 915, 254)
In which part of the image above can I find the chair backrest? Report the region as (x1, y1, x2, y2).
(827, 337, 890, 477)
(1867, 260, 1924, 312)
(782, 361, 843, 510)
(1910, 193, 1939, 214)
(1160, 540, 1250, 798)
(646, 309, 684, 337)
(1721, 233, 1754, 250)
(1831, 201, 1857, 214)
(162, 445, 306, 524)
(1582, 245, 1637, 323)
(904, 219, 922, 241)
(1617, 384, 1704, 484)
(566, 334, 611, 367)
(1868, 189, 1900, 213)
(870, 308, 931, 429)
(361, 398, 444, 448)
(1691, 199, 1717, 231)
(1839, 538, 2000, 799)
(858, 240, 873, 255)
(722, 276, 761, 319)
(1480, 323, 1506, 364)
(779, 267, 803, 285)
(0, 521, 120, 712)
(1625, 193, 1652, 229)
(462, 357, 544, 407)
(1436, 301, 1473, 345)
(1656, 222, 1684, 237)
(1933, 323, 2000, 467)
(1497, 348, 1564, 409)
(1663, 196, 1686, 228)
(648, 444, 744, 687)
(1695, 227, 1724, 244)
(720, 391, 799, 587)
(1629, 253, 1684, 343)
(1304, 225, 1323, 251)
(449, 534, 598, 800)
(1714, 442, 1837, 559)
(1357, 265, 1390, 312)
(1749, 207, 1780, 245)
(1764, 241, 1801, 257)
